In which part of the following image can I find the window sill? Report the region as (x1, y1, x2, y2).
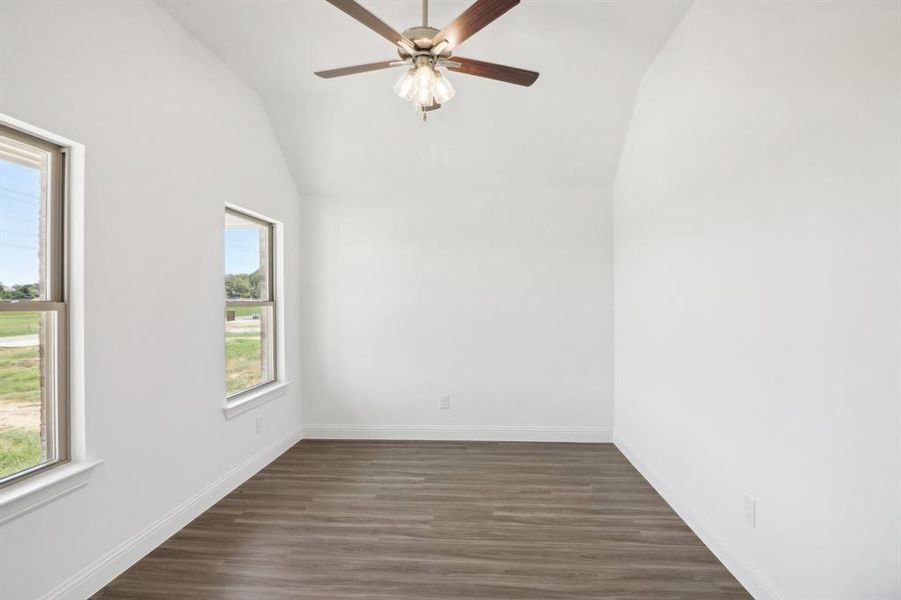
(223, 380, 291, 420)
(0, 459, 103, 526)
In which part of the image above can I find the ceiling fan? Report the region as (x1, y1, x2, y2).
(314, 0, 539, 120)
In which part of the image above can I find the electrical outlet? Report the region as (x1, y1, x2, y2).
(743, 496, 756, 528)
(439, 395, 450, 409)
(255, 416, 263, 434)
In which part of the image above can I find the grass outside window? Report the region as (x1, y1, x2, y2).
(0, 311, 42, 478)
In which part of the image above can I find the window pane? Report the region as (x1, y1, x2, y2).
(0, 310, 58, 480)
(0, 137, 50, 301)
(225, 211, 270, 301)
(225, 305, 274, 397)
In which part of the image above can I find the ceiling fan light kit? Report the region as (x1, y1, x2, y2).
(393, 58, 456, 110)
(315, 0, 539, 121)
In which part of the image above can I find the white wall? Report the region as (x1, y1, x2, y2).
(245, 4, 692, 444)
(299, 185, 613, 440)
(0, 2, 302, 598)
(613, 2, 900, 599)
(4, 0, 896, 597)
(153, 1, 691, 443)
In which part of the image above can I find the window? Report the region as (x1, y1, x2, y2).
(0, 125, 68, 486)
(225, 208, 276, 399)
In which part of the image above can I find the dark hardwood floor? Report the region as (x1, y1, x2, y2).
(94, 440, 750, 599)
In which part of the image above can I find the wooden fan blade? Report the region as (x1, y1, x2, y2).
(423, 102, 442, 112)
(431, 0, 520, 51)
(446, 56, 539, 87)
(325, 0, 414, 49)
(315, 60, 401, 79)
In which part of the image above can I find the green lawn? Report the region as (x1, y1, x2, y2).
(0, 346, 41, 404)
(226, 335, 263, 396)
(226, 306, 266, 396)
(0, 312, 42, 405)
(1, 312, 44, 479)
(0, 428, 42, 479)
(0, 311, 40, 337)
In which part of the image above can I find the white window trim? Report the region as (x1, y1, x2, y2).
(0, 459, 102, 525)
(223, 380, 291, 420)
(223, 203, 289, 420)
(0, 113, 98, 526)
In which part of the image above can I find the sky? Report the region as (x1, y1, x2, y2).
(224, 227, 263, 276)
(0, 158, 41, 287)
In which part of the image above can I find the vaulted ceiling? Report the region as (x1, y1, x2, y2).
(159, 0, 690, 196)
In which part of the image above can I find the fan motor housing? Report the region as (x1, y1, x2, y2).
(398, 26, 452, 59)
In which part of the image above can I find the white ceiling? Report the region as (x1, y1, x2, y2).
(159, 0, 690, 196)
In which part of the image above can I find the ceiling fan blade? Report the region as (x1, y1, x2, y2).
(431, 0, 520, 51)
(445, 56, 539, 87)
(325, 0, 415, 50)
(315, 60, 402, 79)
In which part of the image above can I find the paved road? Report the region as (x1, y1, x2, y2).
(0, 334, 38, 348)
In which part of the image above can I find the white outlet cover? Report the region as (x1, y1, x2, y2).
(440, 395, 450, 409)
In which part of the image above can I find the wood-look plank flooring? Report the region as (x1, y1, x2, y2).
(94, 441, 751, 599)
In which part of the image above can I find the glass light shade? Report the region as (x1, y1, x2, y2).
(413, 65, 435, 107)
(432, 72, 455, 104)
(415, 90, 433, 108)
(394, 68, 416, 102)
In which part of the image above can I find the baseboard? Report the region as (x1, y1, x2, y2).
(303, 424, 613, 443)
(43, 426, 304, 600)
(614, 433, 788, 600)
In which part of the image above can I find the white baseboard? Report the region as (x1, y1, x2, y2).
(44, 426, 304, 600)
(614, 433, 787, 600)
(303, 424, 613, 443)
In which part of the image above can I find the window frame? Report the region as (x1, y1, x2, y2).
(0, 124, 70, 488)
(224, 206, 278, 403)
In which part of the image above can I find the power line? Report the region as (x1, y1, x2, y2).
(0, 194, 39, 207)
(0, 228, 37, 237)
(0, 241, 38, 251)
(0, 186, 40, 199)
